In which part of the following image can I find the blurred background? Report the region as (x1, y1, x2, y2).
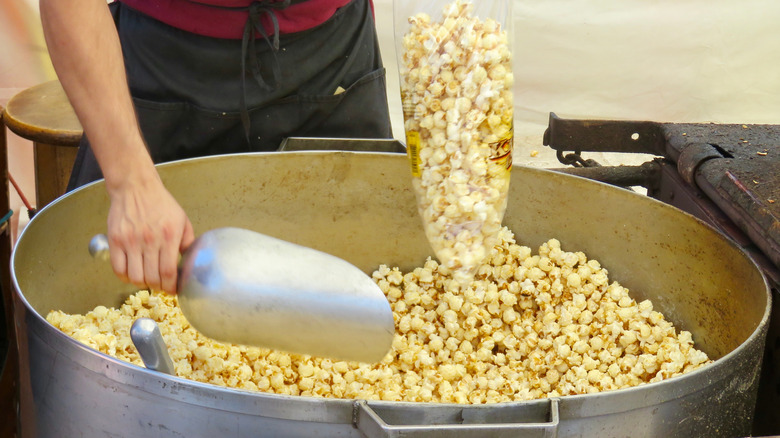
(3, 0, 780, 241)
(1, 0, 53, 242)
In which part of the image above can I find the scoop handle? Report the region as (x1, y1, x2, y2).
(88, 234, 183, 288)
(130, 318, 176, 375)
(91, 238, 178, 375)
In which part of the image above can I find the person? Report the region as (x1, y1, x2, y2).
(40, 0, 392, 294)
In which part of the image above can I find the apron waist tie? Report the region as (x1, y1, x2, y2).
(240, 0, 290, 143)
(183, 0, 307, 144)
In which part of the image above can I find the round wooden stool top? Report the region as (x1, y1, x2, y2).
(3, 80, 82, 146)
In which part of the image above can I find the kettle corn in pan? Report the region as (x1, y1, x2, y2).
(48, 229, 710, 403)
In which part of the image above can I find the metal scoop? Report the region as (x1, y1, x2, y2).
(90, 227, 395, 363)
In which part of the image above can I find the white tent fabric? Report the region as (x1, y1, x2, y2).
(376, 0, 780, 166)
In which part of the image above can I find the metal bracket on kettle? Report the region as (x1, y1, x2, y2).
(352, 398, 560, 438)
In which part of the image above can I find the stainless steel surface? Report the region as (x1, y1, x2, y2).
(89, 228, 396, 363)
(178, 227, 394, 363)
(11, 151, 771, 437)
(130, 318, 175, 375)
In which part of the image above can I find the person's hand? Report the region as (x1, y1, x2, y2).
(105, 167, 195, 294)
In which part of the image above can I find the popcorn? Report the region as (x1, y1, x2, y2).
(47, 226, 710, 404)
(400, 0, 514, 282)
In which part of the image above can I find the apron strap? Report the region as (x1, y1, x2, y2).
(183, 0, 310, 143)
(240, 0, 289, 142)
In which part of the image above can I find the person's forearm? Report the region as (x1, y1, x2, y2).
(41, 0, 195, 293)
(40, 0, 157, 192)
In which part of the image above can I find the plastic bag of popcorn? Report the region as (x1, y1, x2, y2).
(395, 0, 514, 283)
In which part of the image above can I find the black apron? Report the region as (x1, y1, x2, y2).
(67, 0, 392, 189)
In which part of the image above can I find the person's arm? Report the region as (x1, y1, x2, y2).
(40, 0, 194, 293)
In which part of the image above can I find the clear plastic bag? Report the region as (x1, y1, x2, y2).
(395, 0, 514, 283)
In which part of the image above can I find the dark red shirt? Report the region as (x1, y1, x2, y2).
(119, 0, 354, 39)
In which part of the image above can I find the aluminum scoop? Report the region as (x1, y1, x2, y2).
(90, 227, 395, 363)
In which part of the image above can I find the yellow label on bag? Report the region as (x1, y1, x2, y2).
(489, 129, 513, 173)
(406, 131, 422, 177)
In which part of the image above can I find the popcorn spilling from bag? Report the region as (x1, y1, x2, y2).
(400, 0, 515, 284)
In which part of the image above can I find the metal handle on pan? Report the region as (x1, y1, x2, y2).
(353, 398, 559, 438)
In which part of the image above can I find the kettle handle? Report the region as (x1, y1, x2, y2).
(353, 398, 560, 438)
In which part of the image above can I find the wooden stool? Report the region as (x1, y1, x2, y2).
(3, 80, 82, 209)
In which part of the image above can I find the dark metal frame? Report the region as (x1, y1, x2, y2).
(543, 112, 779, 435)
